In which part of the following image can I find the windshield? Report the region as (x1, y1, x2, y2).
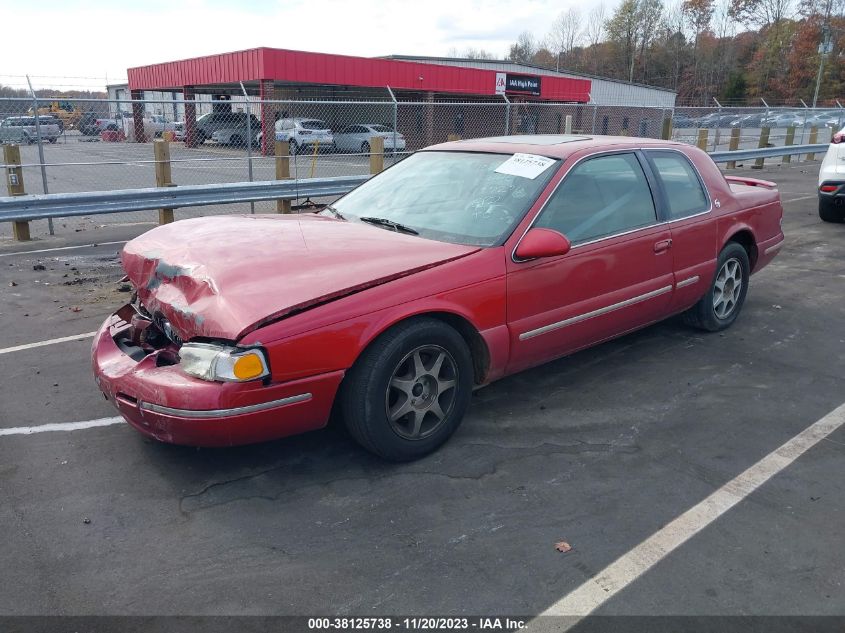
(328, 151, 559, 247)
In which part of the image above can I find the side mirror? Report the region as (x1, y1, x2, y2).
(514, 228, 571, 260)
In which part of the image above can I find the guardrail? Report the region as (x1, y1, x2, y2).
(0, 176, 368, 222)
(709, 143, 829, 162)
(0, 141, 828, 236)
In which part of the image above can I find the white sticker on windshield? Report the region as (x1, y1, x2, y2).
(494, 153, 556, 179)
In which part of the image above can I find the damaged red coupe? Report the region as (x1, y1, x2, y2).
(92, 135, 784, 460)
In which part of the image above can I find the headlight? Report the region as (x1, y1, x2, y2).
(179, 342, 269, 382)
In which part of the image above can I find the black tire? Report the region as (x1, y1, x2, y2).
(289, 139, 300, 155)
(361, 141, 370, 155)
(340, 318, 474, 461)
(195, 131, 206, 145)
(230, 135, 243, 147)
(683, 242, 750, 332)
(819, 197, 844, 223)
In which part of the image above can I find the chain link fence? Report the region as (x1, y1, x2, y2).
(1, 96, 841, 238)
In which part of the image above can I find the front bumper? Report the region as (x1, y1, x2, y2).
(297, 136, 334, 147)
(91, 309, 343, 447)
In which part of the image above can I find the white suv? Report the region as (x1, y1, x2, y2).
(273, 118, 334, 154)
(818, 126, 845, 222)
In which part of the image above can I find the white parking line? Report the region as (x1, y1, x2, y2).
(0, 240, 127, 257)
(783, 195, 818, 203)
(0, 416, 124, 436)
(0, 331, 97, 356)
(540, 401, 845, 619)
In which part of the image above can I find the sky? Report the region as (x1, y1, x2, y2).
(0, 0, 602, 91)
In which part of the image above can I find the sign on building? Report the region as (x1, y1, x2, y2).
(495, 72, 542, 97)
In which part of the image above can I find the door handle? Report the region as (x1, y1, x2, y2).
(653, 239, 673, 253)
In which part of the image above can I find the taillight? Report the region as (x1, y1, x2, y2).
(833, 132, 844, 144)
(820, 184, 838, 193)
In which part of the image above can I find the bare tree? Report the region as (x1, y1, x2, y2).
(508, 31, 538, 63)
(585, 4, 607, 47)
(463, 48, 496, 60)
(547, 9, 584, 70)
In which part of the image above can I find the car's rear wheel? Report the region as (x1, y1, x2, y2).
(361, 141, 370, 156)
(340, 318, 473, 461)
(195, 131, 206, 145)
(230, 135, 243, 147)
(289, 139, 300, 155)
(683, 242, 750, 332)
(819, 197, 844, 222)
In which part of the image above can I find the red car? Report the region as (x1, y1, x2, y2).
(92, 135, 784, 460)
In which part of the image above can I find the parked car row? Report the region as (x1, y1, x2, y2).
(674, 109, 845, 130)
(194, 112, 405, 153)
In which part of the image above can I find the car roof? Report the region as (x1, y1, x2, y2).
(425, 135, 690, 159)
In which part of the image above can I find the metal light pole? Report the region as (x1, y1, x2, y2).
(813, 25, 832, 108)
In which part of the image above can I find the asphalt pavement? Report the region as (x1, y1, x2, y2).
(0, 161, 843, 623)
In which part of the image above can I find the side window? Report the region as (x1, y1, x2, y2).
(647, 151, 709, 219)
(535, 153, 657, 245)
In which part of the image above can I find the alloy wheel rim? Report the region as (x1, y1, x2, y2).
(713, 257, 743, 319)
(385, 345, 458, 440)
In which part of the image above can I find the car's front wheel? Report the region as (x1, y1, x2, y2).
(340, 318, 474, 461)
(684, 241, 750, 332)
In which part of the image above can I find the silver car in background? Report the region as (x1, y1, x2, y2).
(334, 124, 406, 154)
(0, 116, 61, 144)
(272, 118, 333, 154)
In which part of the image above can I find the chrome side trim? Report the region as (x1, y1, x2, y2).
(139, 393, 312, 419)
(764, 239, 784, 256)
(675, 275, 700, 289)
(519, 285, 673, 341)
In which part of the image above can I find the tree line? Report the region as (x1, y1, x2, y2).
(459, 0, 843, 105)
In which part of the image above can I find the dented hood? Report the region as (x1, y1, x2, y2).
(122, 214, 479, 341)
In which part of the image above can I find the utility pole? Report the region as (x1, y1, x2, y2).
(812, 16, 833, 108)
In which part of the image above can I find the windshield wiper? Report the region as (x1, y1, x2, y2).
(359, 216, 419, 235)
(322, 205, 345, 220)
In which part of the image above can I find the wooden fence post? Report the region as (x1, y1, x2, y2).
(275, 140, 292, 214)
(4, 145, 29, 241)
(696, 129, 708, 150)
(753, 127, 770, 169)
(783, 126, 795, 164)
(726, 128, 741, 169)
(661, 117, 672, 140)
(370, 136, 385, 174)
(153, 139, 175, 224)
(807, 127, 819, 161)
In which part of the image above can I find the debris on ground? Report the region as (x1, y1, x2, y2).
(118, 283, 132, 292)
(32, 264, 46, 271)
(555, 541, 572, 553)
(8, 281, 17, 287)
(70, 306, 82, 312)
(82, 518, 91, 525)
